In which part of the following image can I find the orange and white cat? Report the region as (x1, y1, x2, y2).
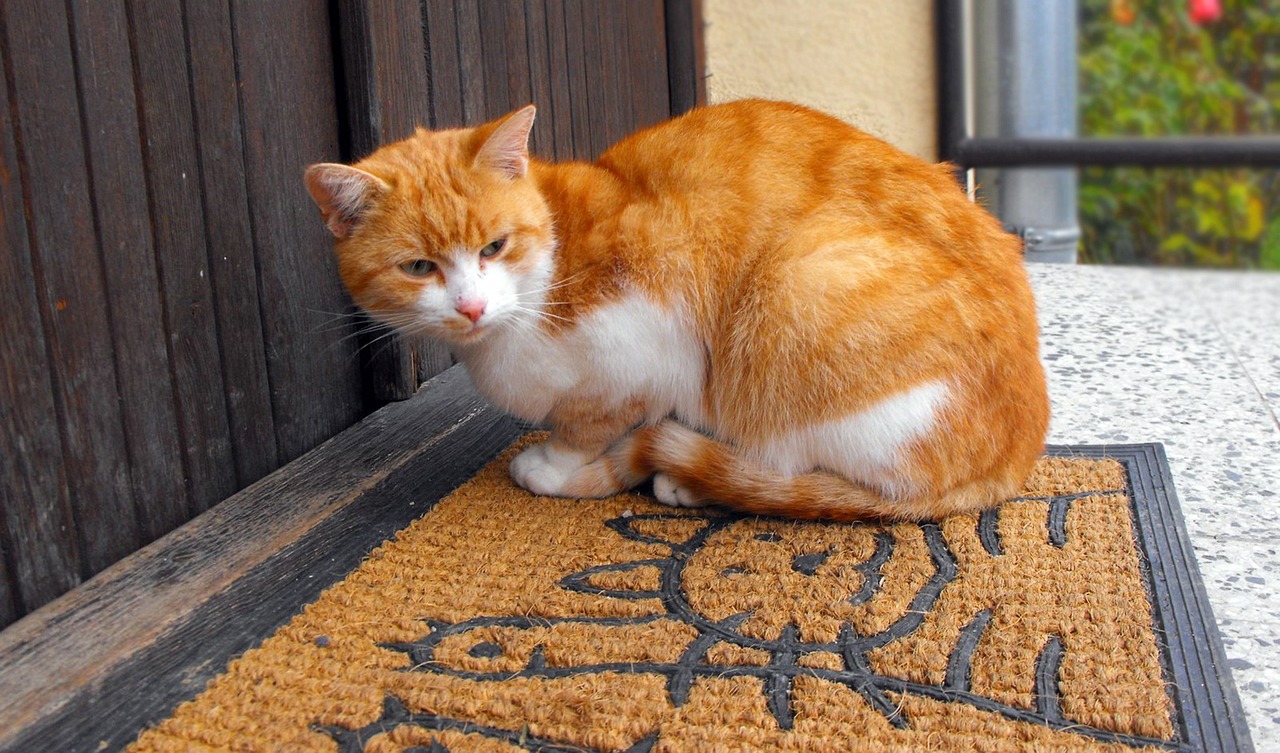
(305, 100, 1049, 521)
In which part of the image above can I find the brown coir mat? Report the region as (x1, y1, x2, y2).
(127, 437, 1250, 753)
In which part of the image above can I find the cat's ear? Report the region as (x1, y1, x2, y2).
(474, 105, 536, 179)
(304, 163, 390, 239)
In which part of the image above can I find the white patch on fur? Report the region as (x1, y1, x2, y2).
(571, 295, 705, 425)
(748, 380, 951, 496)
(460, 291, 705, 425)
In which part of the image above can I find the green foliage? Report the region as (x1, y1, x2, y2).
(1078, 0, 1280, 268)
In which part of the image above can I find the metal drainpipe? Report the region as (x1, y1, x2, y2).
(971, 0, 1081, 263)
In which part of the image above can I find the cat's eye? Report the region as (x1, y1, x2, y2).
(480, 238, 507, 258)
(399, 259, 437, 277)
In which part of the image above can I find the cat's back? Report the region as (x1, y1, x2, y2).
(598, 100, 942, 198)
(598, 100, 860, 196)
(596, 100, 1003, 261)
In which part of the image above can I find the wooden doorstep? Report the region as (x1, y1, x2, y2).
(0, 365, 524, 753)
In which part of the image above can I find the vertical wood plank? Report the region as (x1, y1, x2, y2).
(67, 0, 190, 541)
(183, 0, 280, 487)
(577, 0, 608, 156)
(0, 23, 83, 619)
(125, 0, 238, 516)
(561, 0, 597, 160)
(601, 1, 636, 145)
(230, 0, 364, 463)
(337, 0, 432, 158)
(478, 1, 532, 120)
(627, 0, 673, 128)
(530, 0, 574, 160)
(422, 0, 465, 128)
(453, 0, 487, 124)
(475, 2, 512, 118)
(0, 544, 15, 628)
(522, 0, 554, 159)
(664, 0, 707, 115)
(1, 0, 140, 575)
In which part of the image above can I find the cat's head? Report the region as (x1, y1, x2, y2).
(304, 106, 555, 345)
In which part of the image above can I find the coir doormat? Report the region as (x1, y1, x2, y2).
(128, 438, 1249, 752)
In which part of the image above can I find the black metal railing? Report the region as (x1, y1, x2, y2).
(951, 136, 1280, 168)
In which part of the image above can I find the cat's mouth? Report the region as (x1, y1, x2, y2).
(448, 320, 493, 344)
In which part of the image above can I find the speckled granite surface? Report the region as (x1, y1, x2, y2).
(1028, 263, 1279, 748)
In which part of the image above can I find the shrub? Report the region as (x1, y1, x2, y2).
(1078, 0, 1280, 268)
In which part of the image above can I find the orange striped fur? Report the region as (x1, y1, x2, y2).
(305, 100, 1050, 521)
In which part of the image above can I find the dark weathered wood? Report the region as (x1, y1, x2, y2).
(664, 0, 706, 115)
(561, 0, 597, 160)
(1, 0, 140, 573)
(0, 367, 524, 753)
(0, 545, 15, 628)
(126, 0, 238, 516)
(183, 0, 281, 487)
(67, 0, 190, 541)
(453, 0, 488, 124)
(479, 0, 533, 119)
(599, 1, 635, 146)
(0, 31, 83, 614)
(628, 0, 673, 129)
(422, 0, 466, 128)
(523, 0, 554, 158)
(230, 0, 364, 462)
(337, 0, 432, 159)
(528, 0, 574, 160)
(577, 0, 613, 158)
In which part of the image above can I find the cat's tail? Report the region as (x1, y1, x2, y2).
(618, 419, 995, 522)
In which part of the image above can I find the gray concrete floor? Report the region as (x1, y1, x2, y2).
(1029, 263, 1279, 749)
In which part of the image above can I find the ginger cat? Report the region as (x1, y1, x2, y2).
(305, 100, 1049, 521)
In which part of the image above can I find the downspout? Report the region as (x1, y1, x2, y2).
(970, 1, 1081, 263)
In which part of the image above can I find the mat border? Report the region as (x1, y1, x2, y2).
(0, 370, 1253, 751)
(1045, 443, 1255, 753)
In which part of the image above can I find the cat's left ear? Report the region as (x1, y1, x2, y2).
(474, 105, 536, 179)
(304, 163, 389, 239)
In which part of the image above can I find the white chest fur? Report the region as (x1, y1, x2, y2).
(459, 293, 706, 426)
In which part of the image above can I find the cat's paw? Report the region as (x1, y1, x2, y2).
(510, 443, 585, 497)
(652, 472, 705, 508)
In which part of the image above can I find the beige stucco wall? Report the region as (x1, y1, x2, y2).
(703, 0, 938, 161)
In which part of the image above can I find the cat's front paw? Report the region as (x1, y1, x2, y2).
(652, 472, 705, 508)
(510, 443, 586, 497)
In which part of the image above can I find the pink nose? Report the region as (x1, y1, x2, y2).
(455, 298, 486, 324)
